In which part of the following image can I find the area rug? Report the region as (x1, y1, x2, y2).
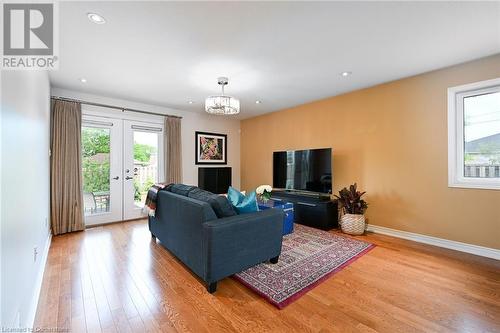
(234, 224, 375, 309)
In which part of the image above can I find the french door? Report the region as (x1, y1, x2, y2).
(123, 120, 164, 220)
(82, 115, 164, 226)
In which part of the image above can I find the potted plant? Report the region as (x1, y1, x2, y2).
(334, 183, 368, 235)
(256, 184, 272, 203)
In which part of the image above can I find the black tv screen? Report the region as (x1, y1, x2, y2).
(273, 148, 332, 194)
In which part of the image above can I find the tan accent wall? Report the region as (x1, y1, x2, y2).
(241, 54, 500, 249)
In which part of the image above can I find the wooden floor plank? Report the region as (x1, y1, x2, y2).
(34, 219, 500, 333)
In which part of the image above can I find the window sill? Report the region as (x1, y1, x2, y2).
(448, 179, 500, 191)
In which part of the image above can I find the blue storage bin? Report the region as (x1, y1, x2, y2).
(258, 199, 294, 235)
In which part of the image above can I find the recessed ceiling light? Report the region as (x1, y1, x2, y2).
(79, 78, 87, 83)
(187, 101, 194, 104)
(341, 71, 352, 77)
(255, 100, 262, 104)
(87, 13, 106, 24)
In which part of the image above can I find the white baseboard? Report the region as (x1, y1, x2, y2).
(366, 224, 500, 260)
(26, 233, 52, 329)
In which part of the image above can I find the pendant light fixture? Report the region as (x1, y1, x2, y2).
(205, 77, 240, 115)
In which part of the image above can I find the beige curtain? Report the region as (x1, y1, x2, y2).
(165, 116, 182, 183)
(50, 99, 84, 235)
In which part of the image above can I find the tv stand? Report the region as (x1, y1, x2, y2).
(280, 189, 331, 201)
(271, 190, 338, 230)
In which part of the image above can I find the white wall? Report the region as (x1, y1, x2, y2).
(51, 88, 241, 189)
(1, 71, 51, 329)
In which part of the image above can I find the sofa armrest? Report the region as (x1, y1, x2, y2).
(202, 209, 284, 282)
(150, 191, 217, 280)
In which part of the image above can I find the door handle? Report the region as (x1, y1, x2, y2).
(125, 176, 134, 180)
(112, 176, 119, 180)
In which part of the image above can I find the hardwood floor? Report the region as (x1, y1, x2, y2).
(34, 219, 500, 333)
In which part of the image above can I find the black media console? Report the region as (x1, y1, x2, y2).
(271, 190, 338, 230)
(198, 167, 232, 194)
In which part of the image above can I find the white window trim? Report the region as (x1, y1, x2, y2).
(448, 78, 500, 190)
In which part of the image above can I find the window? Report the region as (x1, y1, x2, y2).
(448, 78, 500, 190)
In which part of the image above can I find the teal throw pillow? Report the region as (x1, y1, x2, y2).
(227, 186, 258, 214)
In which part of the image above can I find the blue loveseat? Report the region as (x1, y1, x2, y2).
(148, 184, 284, 293)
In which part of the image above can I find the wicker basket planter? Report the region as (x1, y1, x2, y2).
(340, 213, 366, 235)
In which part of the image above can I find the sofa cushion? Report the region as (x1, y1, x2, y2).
(209, 195, 237, 218)
(167, 184, 197, 196)
(227, 187, 259, 214)
(188, 187, 237, 218)
(187, 187, 213, 201)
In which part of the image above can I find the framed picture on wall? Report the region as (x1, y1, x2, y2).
(195, 131, 227, 165)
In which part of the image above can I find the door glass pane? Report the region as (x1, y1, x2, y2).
(463, 91, 500, 178)
(82, 126, 111, 216)
(133, 131, 158, 208)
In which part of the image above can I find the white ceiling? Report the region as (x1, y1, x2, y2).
(51, 1, 500, 119)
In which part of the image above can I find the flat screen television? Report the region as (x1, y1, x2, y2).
(273, 148, 332, 194)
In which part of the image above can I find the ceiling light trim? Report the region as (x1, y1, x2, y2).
(87, 12, 106, 24)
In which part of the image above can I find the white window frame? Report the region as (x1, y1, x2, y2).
(448, 78, 500, 190)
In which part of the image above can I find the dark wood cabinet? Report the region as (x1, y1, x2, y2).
(271, 190, 338, 230)
(198, 167, 232, 194)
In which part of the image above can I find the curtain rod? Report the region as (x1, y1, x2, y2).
(50, 96, 183, 119)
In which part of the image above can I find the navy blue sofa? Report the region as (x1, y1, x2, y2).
(148, 185, 284, 293)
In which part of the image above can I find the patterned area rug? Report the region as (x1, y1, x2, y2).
(234, 224, 375, 309)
